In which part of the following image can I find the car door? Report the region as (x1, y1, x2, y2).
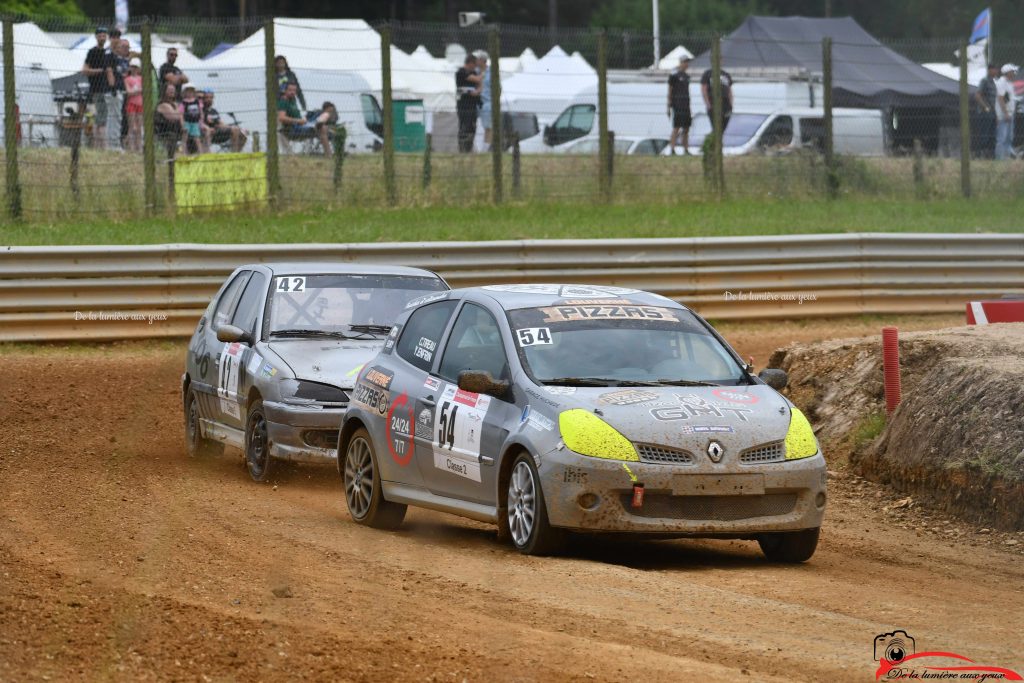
(193, 270, 250, 423)
(214, 270, 268, 430)
(421, 302, 517, 505)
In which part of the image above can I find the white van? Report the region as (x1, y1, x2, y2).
(662, 107, 886, 156)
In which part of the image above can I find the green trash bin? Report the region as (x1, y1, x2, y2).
(393, 98, 426, 152)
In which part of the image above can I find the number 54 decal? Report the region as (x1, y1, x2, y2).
(432, 384, 491, 482)
(516, 327, 552, 346)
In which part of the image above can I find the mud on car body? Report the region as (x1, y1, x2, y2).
(339, 284, 827, 562)
(181, 262, 448, 482)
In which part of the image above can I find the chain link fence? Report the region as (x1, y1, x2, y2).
(0, 14, 1021, 222)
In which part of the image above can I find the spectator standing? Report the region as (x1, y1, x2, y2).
(109, 38, 130, 150)
(81, 27, 114, 149)
(274, 56, 306, 110)
(477, 53, 493, 151)
(995, 63, 1018, 160)
(202, 89, 247, 152)
(975, 63, 999, 159)
(455, 54, 480, 153)
(667, 56, 692, 154)
(159, 48, 188, 100)
(124, 58, 143, 152)
(179, 85, 205, 155)
(701, 66, 734, 134)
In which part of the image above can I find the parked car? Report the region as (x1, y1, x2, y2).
(662, 107, 886, 156)
(182, 263, 449, 482)
(556, 135, 669, 155)
(337, 284, 827, 561)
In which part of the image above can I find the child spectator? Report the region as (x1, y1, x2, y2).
(124, 58, 143, 152)
(179, 85, 205, 155)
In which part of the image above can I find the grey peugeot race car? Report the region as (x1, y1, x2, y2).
(338, 284, 826, 562)
(182, 262, 448, 482)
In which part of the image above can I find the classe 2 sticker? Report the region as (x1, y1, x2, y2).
(275, 276, 306, 293)
(432, 384, 491, 482)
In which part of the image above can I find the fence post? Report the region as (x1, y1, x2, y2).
(959, 40, 971, 199)
(512, 135, 521, 199)
(489, 26, 503, 205)
(422, 133, 432, 190)
(264, 18, 280, 209)
(3, 18, 21, 220)
(597, 30, 610, 202)
(608, 130, 616, 188)
(141, 20, 156, 214)
(381, 24, 396, 206)
(912, 138, 925, 199)
(333, 126, 346, 196)
(822, 37, 837, 198)
(711, 32, 724, 199)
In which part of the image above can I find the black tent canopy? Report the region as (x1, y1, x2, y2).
(691, 16, 962, 109)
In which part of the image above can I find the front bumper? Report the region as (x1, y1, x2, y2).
(263, 400, 347, 463)
(539, 448, 827, 535)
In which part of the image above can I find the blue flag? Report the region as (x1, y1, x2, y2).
(970, 8, 990, 44)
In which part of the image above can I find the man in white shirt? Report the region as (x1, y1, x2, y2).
(995, 63, 1018, 160)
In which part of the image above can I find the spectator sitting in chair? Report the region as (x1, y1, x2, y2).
(278, 83, 333, 157)
(202, 89, 247, 152)
(154, 82, 183, 156)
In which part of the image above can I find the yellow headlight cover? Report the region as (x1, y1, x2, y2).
(785, 407, 819, 460)
(558, 409, 639, 462)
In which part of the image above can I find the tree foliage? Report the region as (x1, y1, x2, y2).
(0, 0, 85, 19)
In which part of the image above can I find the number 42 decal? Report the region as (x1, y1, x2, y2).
(276, 277, 306, 293)
(517, 327, 552, 346)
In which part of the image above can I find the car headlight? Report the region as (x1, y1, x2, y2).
(558, 409, 638, 462)
(785, 407, 819, 460)
(281, 379, 349, 405)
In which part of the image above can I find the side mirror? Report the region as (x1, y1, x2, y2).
(758, 368, 788, 391)
(457, 370, 510, 399)
(217, 324, 252, 344)
(542, 124, 552, 146)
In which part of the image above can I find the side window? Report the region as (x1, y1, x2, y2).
(230, 272, 268, 338)
(569, 104, 595, 135)
(396, 300, 458, 372)
(760, 115, 793, 149)
(213, 272, 250, 328)
(438, 303, 509, 382)
(361, 94, 383, 136)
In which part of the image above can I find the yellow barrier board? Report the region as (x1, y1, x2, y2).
(174, 153, 267, 213)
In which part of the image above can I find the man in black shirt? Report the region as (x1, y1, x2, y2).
(701, 67, 734, 135)
(667, 56, 692, 154)
(974, 63, 1000, 159)
(202, 89, 247, 152)
(81, 27, 114, 149)
(455, 54, 481, 153)
(158, 48, 189, 100)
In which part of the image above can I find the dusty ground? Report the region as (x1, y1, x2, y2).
(2, 316, 1022, 682)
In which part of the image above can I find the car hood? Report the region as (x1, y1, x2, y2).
(265, 339, 383, 389)
(545, 384, 793, 454)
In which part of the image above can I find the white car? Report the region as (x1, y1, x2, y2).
(558, 135, 669, 156)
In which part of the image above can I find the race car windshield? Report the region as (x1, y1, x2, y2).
(269, 274, 446, 336)
(507, 304, 746, 386)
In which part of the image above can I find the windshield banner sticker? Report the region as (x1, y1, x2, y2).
(540, 305, 680, 323)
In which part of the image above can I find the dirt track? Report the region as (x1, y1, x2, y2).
(2, 335, 1022, 682)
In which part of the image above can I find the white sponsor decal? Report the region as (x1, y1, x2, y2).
(431, 384, 490, 482)
(423, 376, 441, 391)
(275, 276, 305, 293)
(217, 342, 242, 420)
(246, 352, 263, 375)
(544, 386, 577, 396)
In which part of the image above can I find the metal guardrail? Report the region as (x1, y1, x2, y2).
(1, 233, 1022, 341)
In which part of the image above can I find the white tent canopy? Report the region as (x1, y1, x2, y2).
(502, 46, 597, 125)
(658, 45, 695, 70)
(204, 18, 455, 111)
(0, 23, 76, 78)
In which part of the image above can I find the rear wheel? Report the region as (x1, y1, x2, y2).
(184, 388, 224, 458)
(245, 400, 274, 483)
(507, 452, 563, 556)
(343, 429, 406, 529)
(758, 527, 820, 563)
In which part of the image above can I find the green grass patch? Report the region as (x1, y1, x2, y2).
(853, 411, 887, 448)
(4, 197, 1024, 245)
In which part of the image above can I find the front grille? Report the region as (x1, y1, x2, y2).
(636, 444, 695, 465)
(622, 493, 797, 521)
(740, 441, 785, 464)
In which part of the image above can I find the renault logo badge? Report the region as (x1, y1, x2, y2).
(707, 440, 724, 463)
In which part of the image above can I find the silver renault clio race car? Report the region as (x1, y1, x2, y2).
(182, 262, 448, 482)
(338, 284, 827, 562)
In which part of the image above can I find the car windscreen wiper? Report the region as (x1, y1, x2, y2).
(349, 323, 393, 336)
(654, 378, 718, 387)
(541, 377, 661, 387)
(270, 329, 357, 339)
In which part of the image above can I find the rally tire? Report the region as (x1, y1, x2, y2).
(343, 429, 406, 530)
(507, 452, 564, 556)
(758, 527, 820, 563)
(245, 400, 274, 483)
(184, 387, 224, 458)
